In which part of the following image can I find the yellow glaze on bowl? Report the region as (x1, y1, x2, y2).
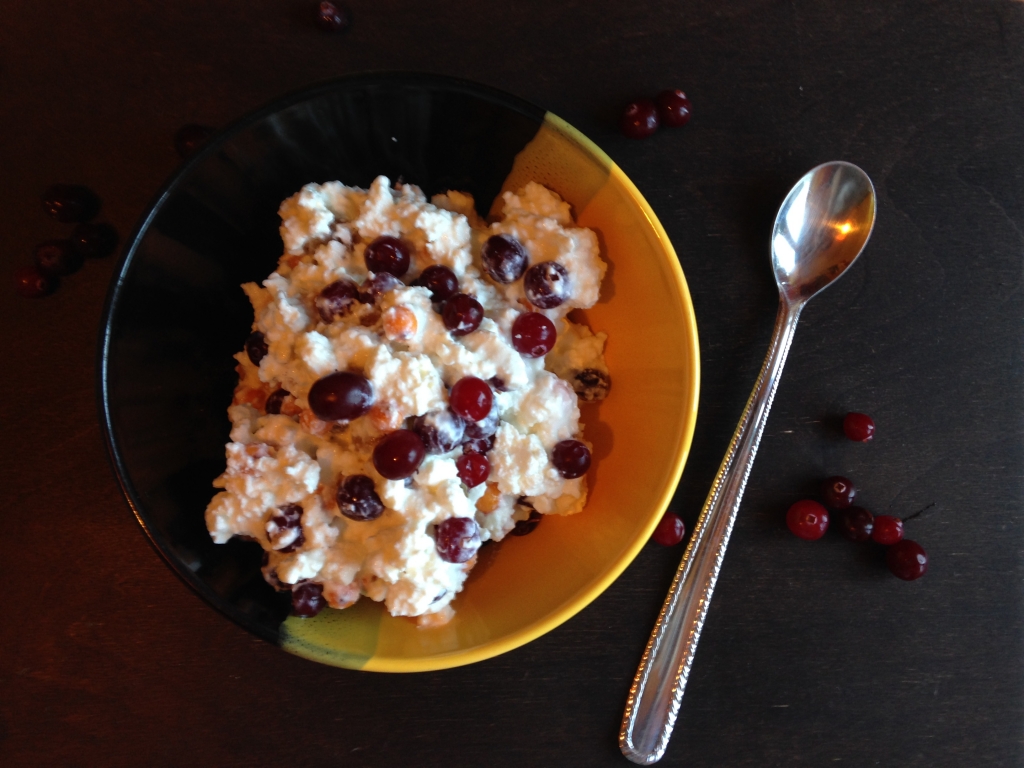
(281, 112, 700, 672)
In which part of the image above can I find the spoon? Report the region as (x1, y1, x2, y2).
(619, 161, 876, 764)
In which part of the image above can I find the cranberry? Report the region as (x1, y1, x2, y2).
(871, 515, 904, 546)
(359, 271, 404, 303)
(488, 376, 508, 392)
(291, 582, 327, 617)
(442, 293, 484, 336)
(33, 239, 82, 276)
(887, 539, 928, 581)
(70, 222, 119, 259)
(316, 279, 359, 322)
(838, 507, 874, 542)
(573, 368, 611, 402)
(412, 409, 465, 454)
(174, 124, 215, 158)
(244, 331, 268, 365)
(620, 99, 659, 139)
(511, 312, 557, 358)
(652, 512, 686, 546)
(461, 434, 495, 455)
(552, 440, 591, 479)
(785, 500, 829, 540)
(364, 235, 411, 277)
(843, 412, 876, 442)
(373, 429, 426, 479)
(655, 89, 692, 127)
(456, 453, 490, 488)
(336, 475, 385, 521)
(315, 1, 351, 32)
(481, 234, 528, 284)
(41, 184, 99, 223)
(308, 371, 374, 421)
(265, 388, 290, 415)
(435, 517, 481, 563)
(413, 265, 459, 301)
(14, 265, 56, 298)
(523, 261, 570, 309)
(450, 377, 493, 422)
(463, 404, 499, 441)
(822, 476, 856, 509)
(266, 503, 305, 553)
(511, 509, 542, 536)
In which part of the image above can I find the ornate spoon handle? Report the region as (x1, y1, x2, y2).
(620, 298, 802, 764)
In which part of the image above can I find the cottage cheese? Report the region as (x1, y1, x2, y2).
(205, 176, 609, 625)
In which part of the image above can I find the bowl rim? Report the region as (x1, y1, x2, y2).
(97, 71, 700, 670)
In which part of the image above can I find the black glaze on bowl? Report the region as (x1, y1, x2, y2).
(99, 73, 545, 647)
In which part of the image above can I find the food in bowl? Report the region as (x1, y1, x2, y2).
(204, 175, 610, 626)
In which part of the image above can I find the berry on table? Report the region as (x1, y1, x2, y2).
(871, 515, 904, 546)
(33, 239, 82, 276)
(843, 412, 876, 442)
(41, 184, 100, 223)
(14, 265, 57, 297)
(838, 507, 874, 542)
(822, 475, 856, 509)
(887, 539, 928, 580)
(71, 222, 119, 259)
(315, 1, 351, 32)
(620, 99, 659, 139)
(786, 499, 829, 540)
(655, 89, 692, 127)
(652, 512, 686, 546)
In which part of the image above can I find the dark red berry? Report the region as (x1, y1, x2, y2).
(261, 552, 289, 591)
(359, 271, 403, 303)
(524, 261, 570, 309)
(449, 377, 493, 422)
(413, 265, 459, 301)
(843, 412, 875, 442)
(245, 331, 268, 365)
(315, 1, 351, 32)
(822, 476, 856, 509)
(887, 539, 928, 580)
(573, 368, 611, 402)
(652, 512, 686, 546)
(488, 376, 508, 392)
(552, 440, 591, 479)
(316, 279, 359, 322)
(14, 265, 56, 298)
(620, 99, 659, 139)
(435, 517, 481, 563)
(786, 500, 829, 540)
(33, 239, 82, 276)
(442, 293, 484, 336)
(463, 401, 498, 440)
(70, 222, 119, 259)
(838, 507, 874, 542)
(266, 503, 305, 553)
(265, 388, 290, 415)
(655, 89, 692, 127)
(41, 184, 99, 223)
(455, 453, 490, 488)
(511, 312, 557, 357)
(412, 409, 465, 454)
(336, 475, 385, 521)
(481, 234, 528, 284)
(364, 235, 411, 277)
(511, 509, 542, 536)
(308, 371, 374, 421)
(291, 582, 327, 617)
(373, 430, 426, 480)
(461, 435, 495, 455)
(174, 124, 215, 158)
(871, 515, 904, 546)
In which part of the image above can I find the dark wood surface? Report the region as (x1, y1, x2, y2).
(3, 1, 1022, 765)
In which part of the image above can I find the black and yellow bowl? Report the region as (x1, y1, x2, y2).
(100, 73, 700, 671)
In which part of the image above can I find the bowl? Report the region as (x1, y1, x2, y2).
(100, 73, 700, 672)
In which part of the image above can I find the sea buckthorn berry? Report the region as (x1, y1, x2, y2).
(620, 99, 659, 139)
(786, 500, 829, 540)
(315, 1, 351, 32)
(359, 271, 403, 304)
(336, 475, 385, 521)
(481, 234, 528, 284)
(652, 512, 686, 546)
(316, 279, 359, 321)
(655, 89, 692, 127)
(291, 582, 327, 617)
(364, 235, 411, 277)
(552, 439, 591, 479)
(33, 239, 82, 276)
(372, 429, 426, 479)
(308, 371, 374, 421)
(887, 539, 928, 580)
(14, 265, 57, 298)
(383, 305, 418, 341)
(435, 517, 481, 563)
(822, 476, 856, 509)
(266, 503, 305, 552)
(413, 264, 459, 301)
(456, 452, 490, 488)
(474, 482, 502, 513)
(843, 412, 876, 442)
(450, 377, 493, 422)
(71, 222, 119, 259)
(245, 331, 268, 365)
(838, 507, 874, 542)
(413, 409, 465, 454)
(265, 388, 290, 415)
(573, 368, 611, 402)
(871, 515, 904, 546)
(41, 184, 100, 223)
(511, 312, 557, 357)
(524, 261, 570, 309)
(442, 293, 483, 336)
(174, 124, 215, 158)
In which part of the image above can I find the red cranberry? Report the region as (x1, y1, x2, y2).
(372, 430, 426, 479)
(652, 512, 686, 546)
(822, 476, 856, 509)
(336, 475, 385, 521)
(174, 124, 215, 158)
(481, 234, 528, 284)
(463, 401, 498, 440)
(245, 331, 268, 365)
(364, 235, 411, 277)
(887, 539, 928, 580)
(316, 279, 359, 321)
(461, 435, 495, 455)
(450, 377, 493, 422)
(838, 507, 874, 542)
(843, 412, 876, 442)
(435, 517, 481, 563)
(552, 440, 591, 479)
(412, 409, 465, 454)
(785, 500, 829, 540)
(488, 376, 508, 392)
(265, 388, 290, 415)
(14, 265, 56, 298)
(511, 312, 557, 357)
(308, 371, 374, 421)
(871, 515, 904, 546)
(359, 271, 404, 303)
(69, 222, 119, 260)
(523, 261, 570, 309)
(413, 265, 459, 301)
(655, 89, 692, 127)
(442, 293, 484, 336)
(511, 509, 542, 536)
(266, 503, 305, 553)
(455, 453, 490, 488)
(33, 239, 82, 276)
(41, 184, 99, 223)
(620, 99, 660, 139)
(291, 583, 327, 617)
(315, 1, 351, 32)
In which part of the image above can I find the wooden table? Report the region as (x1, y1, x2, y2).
(2, 1, 1021, 765)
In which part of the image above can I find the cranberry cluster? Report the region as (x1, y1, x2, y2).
(621, 89, 692, 140)
(15, 185, 118, 298)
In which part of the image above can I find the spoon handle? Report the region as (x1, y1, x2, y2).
(620, 299, 802, 765)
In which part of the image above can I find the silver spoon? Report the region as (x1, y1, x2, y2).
(619, 161, 877, 764)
